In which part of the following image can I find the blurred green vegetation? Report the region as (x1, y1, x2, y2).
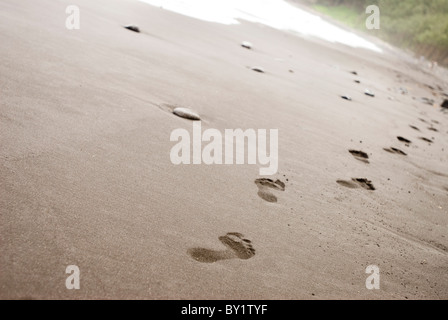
(309, 0, 448, 65)
(313, 4, 362, 29)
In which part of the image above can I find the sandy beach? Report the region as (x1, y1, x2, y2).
(1, 0, 447, 299)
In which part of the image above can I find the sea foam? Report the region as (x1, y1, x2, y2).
(139, 0, 382, 52)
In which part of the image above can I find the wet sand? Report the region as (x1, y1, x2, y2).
(1, 0, 447, 299)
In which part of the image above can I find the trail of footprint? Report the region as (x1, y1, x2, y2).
(349, 150, 369, 163)
(337, 178, 376, 191)
(254, 178, 285, 203)
(188, 232, 255, 263)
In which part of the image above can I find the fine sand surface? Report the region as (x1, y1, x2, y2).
(1, 0, 447, 299)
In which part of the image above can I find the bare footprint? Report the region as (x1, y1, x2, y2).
(383, 147, 407, 156)
(419, 137, 433, 143)
(188, 232, 255, 263)
(337, 178, 376, 191)
(349, 150, 369, 163)
(397, 136, 412, 144)
(254, 178, 285, 203)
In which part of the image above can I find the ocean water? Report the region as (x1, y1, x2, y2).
(139, 0, 382, 52)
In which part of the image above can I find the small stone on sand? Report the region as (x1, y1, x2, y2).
(173, 107, 201, 120)
(251, 66, 265, 73)
(341, 95, 352, 101)
(364, 89, 375, 97)
(124, 25, 140, 33)
(241, 41, 252, 49)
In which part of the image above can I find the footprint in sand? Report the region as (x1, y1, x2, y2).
(397, 136, 412, 147)
(188, 232, 255, 263)
(349, 150, 369, 163)
(397, 136, 412, 145)
(337, 178, 376, 191)
(254, 178, 285, 203)
(409, 125, 420, 131)
(384, 147, 407, 156)
(419, 137, 434, 143)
